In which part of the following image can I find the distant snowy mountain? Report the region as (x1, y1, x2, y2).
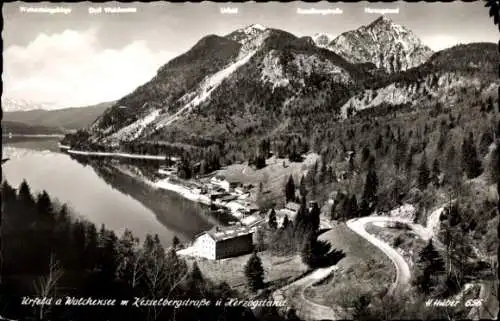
(1, 97, 58, 112)
(327, 16, 433, 73)
(312, 33, 334, 48)
(3, 101, 113, 130)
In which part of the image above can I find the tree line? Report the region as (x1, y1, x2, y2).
(0, 180, 286, 321)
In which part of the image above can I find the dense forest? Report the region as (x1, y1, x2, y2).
(0, 180, 292, 321)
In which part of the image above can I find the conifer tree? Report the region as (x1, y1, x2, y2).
(345, 195, 359, 219)
(309, 202, 321, 232)
(461, 132, 483, 179)
(282, 215, 291, 229)
(416, 239, 445, 294)
(186, 261, 205, 297)
(244, 252, 265, 291)
(362, 168, 378, 206)
(418, 153, 431, 190)
(285, 175, 296, 203)
(268, 208, 277, 230)
(172, 235, 181, 249)
(299, 175, 307, 197)
(300, 233, 317, 267)
(431, 158, 441, 186)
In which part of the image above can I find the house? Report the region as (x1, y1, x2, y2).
(210, 175, 230, 191)
(191, 225, 254, 260)
(284, 202, 301, 213)
(210, 175, 242, 192)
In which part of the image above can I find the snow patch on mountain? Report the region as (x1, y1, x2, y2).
(245, 24, 267, 32)
(261, 50, 290, 89)
(109, 108, 161, 141)
(226, 24, 270, 58)
(154, 50, 258, 130)
(2, 97, 59, 112)
(237, 30, 271, 59)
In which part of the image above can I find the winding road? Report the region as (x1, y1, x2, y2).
(346, 216, 412, 295)
(274, 204, 497, 320)
(275, 266, 338, 320)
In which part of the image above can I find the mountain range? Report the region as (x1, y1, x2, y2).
(2, 101, 115, 133)
(65, 17, 498, 159)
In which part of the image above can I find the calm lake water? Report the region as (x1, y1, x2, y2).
(2, 137, 215, 247)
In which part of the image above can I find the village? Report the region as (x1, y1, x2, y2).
(155, 159, 314, 261)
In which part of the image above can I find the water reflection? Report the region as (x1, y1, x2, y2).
(2, 138, 220, 247)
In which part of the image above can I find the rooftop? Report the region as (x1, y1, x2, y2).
(205, 225, 253, 242)
(285, 202, 301, 212)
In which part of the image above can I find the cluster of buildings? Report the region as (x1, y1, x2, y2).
(159, 165, 315, 260)
(180, 201, 305, 261)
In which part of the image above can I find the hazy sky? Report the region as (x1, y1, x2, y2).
(3, 1, 498, 109)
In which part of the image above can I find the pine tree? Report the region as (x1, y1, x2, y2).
(461, 132, 483, 179)
(268, 208, 277, 230)
(285, 175, 296, 203)
(416, 239, 445, 294)
(345, 195, 359, 219)
(282, 215, 291, 229)
(300, 233, 317, 267)
(186, 261, 205, 297)
(445, 145, 461, 188)
(172, 235, 181, 249)
(362, 168, 378, 206)
(418, 239, 445, 272)
(244, 252, 265, 291)
(299, 175, 307, 197)
(431, 158, 441, 186)
(294, 199, 308, 233)
(417, 153, 430, 190)
(18, 179, 35, 206)
(309, 202, 321, 232)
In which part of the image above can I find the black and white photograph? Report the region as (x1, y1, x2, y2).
(1, 1, 499, 320)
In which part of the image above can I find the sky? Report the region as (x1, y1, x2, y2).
(3, 1, 498, 110)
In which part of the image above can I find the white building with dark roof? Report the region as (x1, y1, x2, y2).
(190, 225, 254, 260)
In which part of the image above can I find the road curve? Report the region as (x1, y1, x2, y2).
(346, 216, 412, 295)
(274, 266, 337, 321)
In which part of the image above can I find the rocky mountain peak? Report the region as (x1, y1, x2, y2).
(327, 16, 433, 73)
(312, 33, 334, 48)
(225, 24, 269, 43)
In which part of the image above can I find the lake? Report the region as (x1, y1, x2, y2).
(1, 137, 216, 247)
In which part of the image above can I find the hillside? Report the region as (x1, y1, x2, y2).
(64, 19, 498, 173)
(2, 121, 66, 135)
(2, 101, 113, 131)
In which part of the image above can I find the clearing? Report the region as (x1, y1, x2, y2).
(213, 153, 320, 207)
(186, 250, 309, 297)
(303, 223, 395, 314)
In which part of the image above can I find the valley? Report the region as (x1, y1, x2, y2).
(57, 16, 499, 321)
(3, 6, 499, 321)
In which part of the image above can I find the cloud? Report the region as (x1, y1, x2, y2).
(3, 29, 177, 108)
(421, 35, 461, 51)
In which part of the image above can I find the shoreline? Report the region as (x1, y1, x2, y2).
(66, 149, 167, 160)
(62, 147, 260, 222)
(155, 178, 212, 206)
(3, 134, 65, 138)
